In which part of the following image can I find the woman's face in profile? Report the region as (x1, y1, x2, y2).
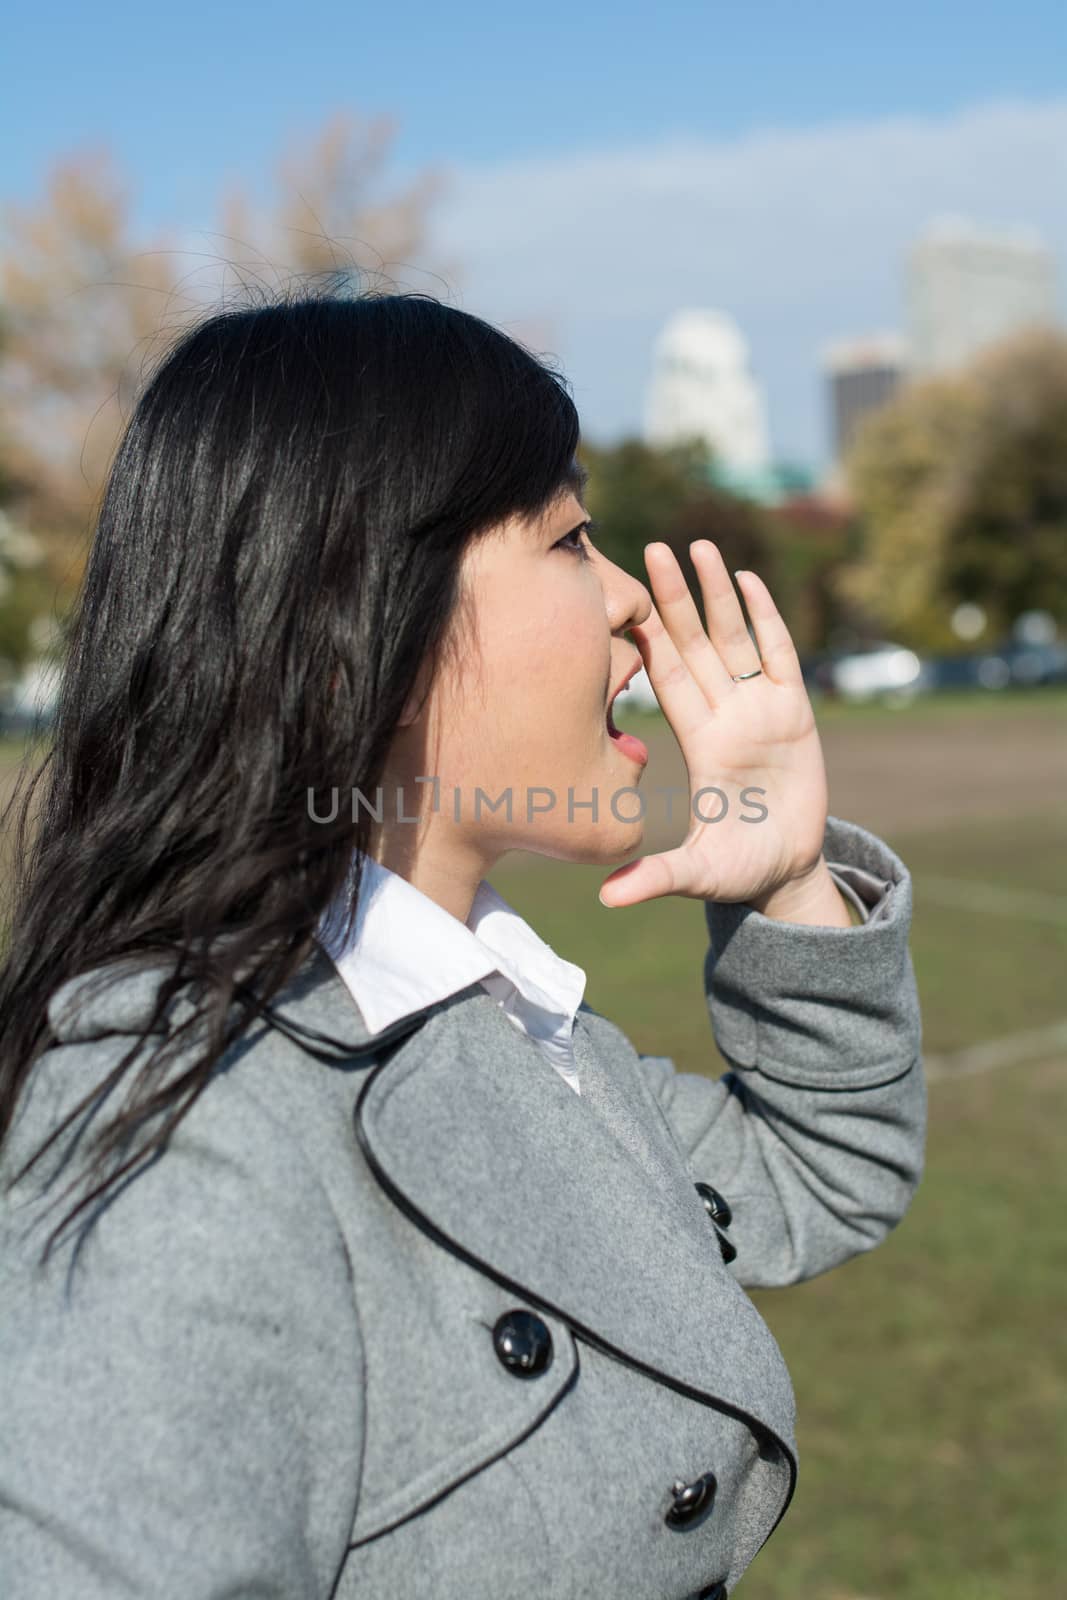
(388, 491, 654, 871)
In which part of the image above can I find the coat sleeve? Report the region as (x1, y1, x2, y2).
(0, 1039, 364, 1599)
(636, 813, 927, 1289)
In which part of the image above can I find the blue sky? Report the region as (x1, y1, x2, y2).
(4, 1, 1067, 464)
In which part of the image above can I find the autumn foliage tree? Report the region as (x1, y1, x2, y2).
(838, 327, 1067, 649)
(0, 112, 454, 639)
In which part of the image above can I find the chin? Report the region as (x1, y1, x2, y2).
(600, 819, 646, 860)
(532, 821, 645, 867)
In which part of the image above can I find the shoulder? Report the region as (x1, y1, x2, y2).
(2, 953, 368, 1276)
(0, 966, 368, 1598)
(3, 1048, 348, 1298)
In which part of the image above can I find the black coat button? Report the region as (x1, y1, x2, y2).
(713, 1225, 737, 1265)
(694, 1182, 732, 1228)
(492, 1309, 554, 1378)
(697, 1583, 728, 1599)
(664, 1469, 718, 1527)
(695, 1183, 737, 1264)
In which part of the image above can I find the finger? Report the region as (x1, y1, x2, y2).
(598, 844, 693, 909)
(689, 541, 763, 679)
(629, 602, 717, 747)
(732, 569, 804, 688)
(640, 543, 736, 705)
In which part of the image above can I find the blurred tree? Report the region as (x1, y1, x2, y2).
(839, 328, 1067, 648)
(769, 495, 865, 654)
(578, 435, 718, 579)
(0, 380, 53, 677)
(216, 109, 457, 288)
(940, 330, 1067, 633)
(579, 432, 781, 594)
(0, 549, 57, 680)
(578, 434, 850, 655)
(0, 149, 176, 603)
(664, 484, 780, 638)
(0, 114, 453, 612)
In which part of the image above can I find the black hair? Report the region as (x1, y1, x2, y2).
(0, 281, 584, 1260)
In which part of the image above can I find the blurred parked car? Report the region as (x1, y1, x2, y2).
(920, 652, 998, 691)
(800, 652, 839, 696)
(986, 638, 1067, 687)
(615, 638, 1066, 715)
(923, 639, 1067, 692)
(819, 641, 932, 704)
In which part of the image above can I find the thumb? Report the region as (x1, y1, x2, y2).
(598, 846, 693, 910)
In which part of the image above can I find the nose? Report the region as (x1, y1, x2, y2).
(603, 555, 653, 635)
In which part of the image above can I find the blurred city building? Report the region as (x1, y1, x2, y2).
(644, 308, 771, 475)
(822, 332, 907, 465)
(906, 217, 1059, 375)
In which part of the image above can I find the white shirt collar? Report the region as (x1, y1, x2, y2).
(315, 852, 587, 1040)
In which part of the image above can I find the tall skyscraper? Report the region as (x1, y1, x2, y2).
(906, 218, 1058, 375)
(643, 309, 770, 474)
(823, 333, 906, 463)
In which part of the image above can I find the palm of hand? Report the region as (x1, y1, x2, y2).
(600, 541, 831, 910)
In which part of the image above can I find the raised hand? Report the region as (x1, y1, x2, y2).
(599, 540, 832, 911)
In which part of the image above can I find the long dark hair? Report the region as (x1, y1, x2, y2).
(0, 281, 584, 1260)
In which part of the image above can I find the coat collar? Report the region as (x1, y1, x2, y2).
(46, 940, 444, 1053)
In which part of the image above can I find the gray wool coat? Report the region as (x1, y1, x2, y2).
(0, 814, 926, 1600)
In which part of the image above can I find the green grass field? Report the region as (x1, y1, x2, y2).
(3, 692, 1065, 1598)
(486, 692, 1067, 1600)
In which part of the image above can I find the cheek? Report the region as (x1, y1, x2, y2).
(461, 561, 607, 752)
(509, 596, 605, 729)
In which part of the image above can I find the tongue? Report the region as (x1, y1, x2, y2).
(608, 725, 649, 766)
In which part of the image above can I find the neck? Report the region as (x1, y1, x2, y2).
(368, 818, 496, 926)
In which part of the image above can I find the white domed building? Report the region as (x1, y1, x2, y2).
(643, 310, 771, 477)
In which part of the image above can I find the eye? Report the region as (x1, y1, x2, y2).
(554, 518, 599, 562)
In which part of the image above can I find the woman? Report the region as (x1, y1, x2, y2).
(0, 288, 925, 1599)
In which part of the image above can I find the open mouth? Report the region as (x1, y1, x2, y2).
(605, 691, 649, 767)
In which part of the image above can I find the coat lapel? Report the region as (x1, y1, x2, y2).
(342, 978, 798, 1475)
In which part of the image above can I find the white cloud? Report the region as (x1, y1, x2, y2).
(424, 99, 1067, 465)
